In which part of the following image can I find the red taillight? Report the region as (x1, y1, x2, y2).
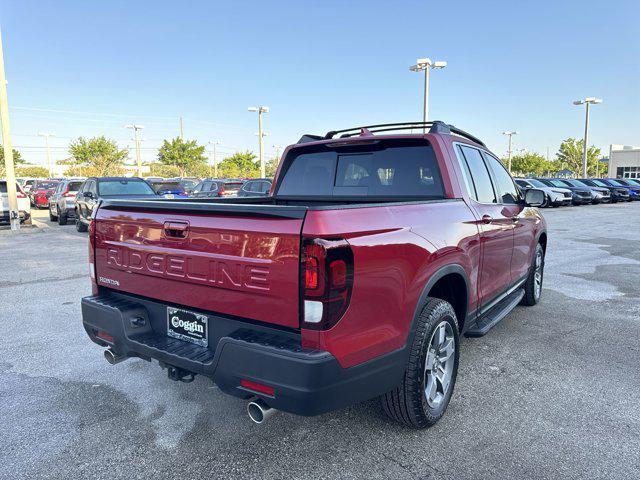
(16, 191, 26, 199)
(62, 187, 74, 197)
(301, 238, 354, 330)
(240, 379, 275, 397)
(217, 185, 225, 197)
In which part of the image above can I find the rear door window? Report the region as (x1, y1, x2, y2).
(457, 145, 496, 203)
(277, 140, 444, 198)
(482, 152, 519, 204)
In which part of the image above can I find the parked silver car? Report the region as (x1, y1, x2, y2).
(49, 178, 84, 225)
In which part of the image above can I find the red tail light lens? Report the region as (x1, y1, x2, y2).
(217, 185, 225, 197)
(239, 379, 275, 397)
(301, 238, 353, 330)
(16, 191, 26, 199)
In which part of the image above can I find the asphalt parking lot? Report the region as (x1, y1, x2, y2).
(1, 204, 639, 480)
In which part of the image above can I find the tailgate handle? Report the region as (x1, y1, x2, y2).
(163, 221, 189, 238)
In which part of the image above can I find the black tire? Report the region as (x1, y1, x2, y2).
(49, 208, 57, 221)
(76, 216, 88, 232)
(381, 297, 460, 429)
(540, 194, 549, 208)
(521, 243, 544, 306)
(58, 208, 68, 225)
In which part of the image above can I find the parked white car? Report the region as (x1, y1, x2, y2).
(0, 180, 31, 224)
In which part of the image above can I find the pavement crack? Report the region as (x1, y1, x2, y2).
(0, 273, 88, 288)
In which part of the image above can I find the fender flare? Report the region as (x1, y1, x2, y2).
(404, 264, 471, 354)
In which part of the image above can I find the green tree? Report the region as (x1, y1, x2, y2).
(556, 138, 601, 176)
(508, 152, 553, 177)
(157, 137, 207, 176)
(217, 151, 259, 178)
(67, 136, 128, 177)
(265, 156, 280, 178)
(148, 163, 181, 178)
(0, 146, 24, 176)
(16, 166, 49, 178)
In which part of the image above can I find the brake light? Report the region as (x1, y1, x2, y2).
(62, 187, 74, 197)
(16, 191, 26, 198)
(301, 238, 354, 330)
(217, 185, 225, 197)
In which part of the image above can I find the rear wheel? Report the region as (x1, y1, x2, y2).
(521, 243, 544, 306)
(381, 297, 459, 428)
(49, 207, 57, 221)
(58, 208, 68, 225)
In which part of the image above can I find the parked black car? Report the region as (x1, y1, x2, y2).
(75, 177, 157, 232)
(191, 179, 244, 198)
(535, 178, 592, 205)
(578, 179, 630, 203)
(557, 179, 611, 204)
(602, 178, 640, 200)
(237, 178, 273, 197)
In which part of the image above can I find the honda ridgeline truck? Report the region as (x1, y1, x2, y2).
(81, 121, 547, 428)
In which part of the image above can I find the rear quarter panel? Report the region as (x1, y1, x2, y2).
(301, 200, 480, 367)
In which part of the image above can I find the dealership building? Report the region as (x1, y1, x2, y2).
(609, 144, 640, 179)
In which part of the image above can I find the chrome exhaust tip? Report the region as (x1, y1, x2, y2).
(104, 348, 128, 365)
(247, 398, 276, 424)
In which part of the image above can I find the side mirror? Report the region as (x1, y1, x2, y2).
(524, 188, 545, 207)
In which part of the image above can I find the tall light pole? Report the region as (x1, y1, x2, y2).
(125, 124, 144, 177)
(38, 132, 55, 177)
(248, 106, 269, 177)
(409, 58, 447, 130)
(502, 131, 518, 173)
(573, 97, 602, 177)
(0, 26, 19, 230)
(208, 140, 221, 178)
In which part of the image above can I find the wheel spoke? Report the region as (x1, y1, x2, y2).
(438, 338, 454, 362)
(425, 350, 436, 371)
(436, 368, 451, 394)
(424, 375, 437, 400)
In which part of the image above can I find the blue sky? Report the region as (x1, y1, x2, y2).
(1, 0, 638, 168)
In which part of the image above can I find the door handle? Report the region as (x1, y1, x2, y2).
(481, 214, 493, 224)
(163, 221, 189, 239)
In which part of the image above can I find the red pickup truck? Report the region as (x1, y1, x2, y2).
(82, 121, 547, 428)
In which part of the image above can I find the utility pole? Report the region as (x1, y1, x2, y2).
(502, 131, 518, 174)
(409, 58, 447, 132)
(248, 106, 269, 178)
(179, 117, 184, 139)
(125, 124, 145, 177)
(208, 140, 221, 178)
(38, 132, 54, 177)
(573, 97, 602, 177)
(0, 26, 19, 230)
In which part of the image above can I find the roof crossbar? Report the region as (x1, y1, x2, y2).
(319, 121, 486, 147)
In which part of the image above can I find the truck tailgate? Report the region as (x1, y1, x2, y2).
(93, 202, 305, 329)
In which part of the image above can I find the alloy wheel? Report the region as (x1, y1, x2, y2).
(424, 321, 455, 408)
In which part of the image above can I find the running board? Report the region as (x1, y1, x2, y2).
(465, 288, 525, 337)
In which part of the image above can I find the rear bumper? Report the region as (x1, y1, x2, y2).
(81, 292, 405, 416)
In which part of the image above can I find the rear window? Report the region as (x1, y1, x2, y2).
(68, 181, 83, 191)
(276, 140, 444, 198)
(35, 181, 59, 189)
(98, 180, 156, 196)
(223, 182, 242, 192)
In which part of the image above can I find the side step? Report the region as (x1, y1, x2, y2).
(465, 288, 525, 337)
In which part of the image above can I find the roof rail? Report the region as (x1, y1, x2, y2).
(319, 121, 485, 147)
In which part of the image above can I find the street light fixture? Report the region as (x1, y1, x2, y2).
(573, 97, 602, 177)
(409, 57, 447, 129)
(38, 132, 55, 177)
(248, 106, 269, 177)
(125, 124, 145, 177)
(502, 131, 519, 174)
(208, 140, 221, 178)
